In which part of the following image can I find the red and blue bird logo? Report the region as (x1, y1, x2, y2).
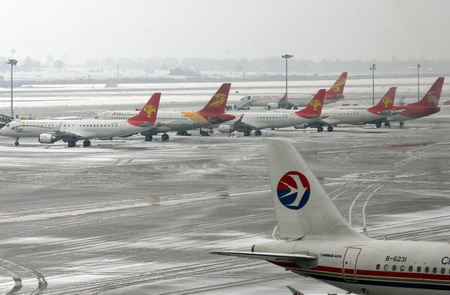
(277, 171, 311, 210)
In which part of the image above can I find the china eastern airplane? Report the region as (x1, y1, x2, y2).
(387, 77, 445, 127)
(0, 93, 161, 147)
(237, 72, 347, 110)
(308, 87, 397, 132)
(95, 83, 234, 141)
(218, 89, 326, 136)
(212, 139, 450, 295)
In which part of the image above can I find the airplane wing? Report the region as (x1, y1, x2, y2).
(211, 251, 317, 263)
(231, 114, 258, 132)
(53, 130, 84, 141)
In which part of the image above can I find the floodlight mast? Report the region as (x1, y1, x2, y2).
(370, 64, 376, 105)
(282, 54, 294, 100)
(6, 59, 18, 118)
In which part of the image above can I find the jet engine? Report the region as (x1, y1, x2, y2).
(38, 133, 59, 144)
(267, 102, 279, 110)
(218, 125, 235, 133)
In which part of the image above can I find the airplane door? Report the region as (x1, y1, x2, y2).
(343, 247, 362, 282)
(120, 122, 125, 132)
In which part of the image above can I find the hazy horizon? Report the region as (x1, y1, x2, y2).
(1, 0, 450, 64)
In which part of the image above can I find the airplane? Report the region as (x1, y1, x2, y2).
(308, 87, 397, 132)
(236, 72, 347, 110)
(95, 83, 234, 141)
(212, 139, 450, 295)
(387, 77, 445, 127)
(218, 89, 326, 136)
(0, 93, 161, 147)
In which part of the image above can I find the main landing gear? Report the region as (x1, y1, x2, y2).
(399, 121, 405, 128)
(68, 141, 77, 148)
(384, 122, 391, 128)
(376, 122, 382, 128)
(243, 130, 251, 136)
(161, 133, 169, 141)
(176, 131, 191, 136)
(83, 140, 91, 147)
(317, 126, 324, 132)
(14, 138, 19, 146)
(254, 130, 262, 136)
(327, 126, 334, 132)
(145, 135, 153, 142)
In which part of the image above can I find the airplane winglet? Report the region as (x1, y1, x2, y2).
(287, 286, 304, 295)
(128, 93, 161, 126)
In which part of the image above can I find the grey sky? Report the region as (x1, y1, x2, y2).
(2, 0, 450, 64)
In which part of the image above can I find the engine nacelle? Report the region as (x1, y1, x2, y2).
(38, 133, 58, 144)
(294, 124, 308, 129)
(218, 125, 235, 134)
(267, 102, 279, 110)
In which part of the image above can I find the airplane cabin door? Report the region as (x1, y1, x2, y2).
(343, 247, 362, 282)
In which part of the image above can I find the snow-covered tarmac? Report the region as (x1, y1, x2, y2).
(0, 81, 449, 294)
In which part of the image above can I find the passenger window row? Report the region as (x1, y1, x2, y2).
(376, 264, 448, 274)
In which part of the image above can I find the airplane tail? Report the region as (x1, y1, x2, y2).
(367, 87, 397, 114)
(295, 89, 326, 118)
(128, 93, 161, 126)
(325, 72, 347, 102)
(264, 139, 363, 240)
(198, 83, 232, 114)
(410, 77, 445, 107)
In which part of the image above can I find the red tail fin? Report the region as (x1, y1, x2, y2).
(128, 93, 161, 126)
(410, 77, 444, 107)
(325, 72, 347, 102)
(368, 87, 396, 114)
(199, 83, 231, 114)
(296, 89, 326, 118)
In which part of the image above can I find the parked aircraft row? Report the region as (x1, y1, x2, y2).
(0, 76, 445, 146)
(236, 72, 348, 110)
(212, 139, 450, 295)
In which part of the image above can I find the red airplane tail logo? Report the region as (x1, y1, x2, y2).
(199, 83, 231, 114)
(296, 89, 326, 118)
(368, 87, 396, 114)
(417, 77, 444, 107)
(128, 93, 161, 126)
(325, 72, 347, 101)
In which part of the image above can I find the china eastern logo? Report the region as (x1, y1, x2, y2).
(310, 98, 322, 111)
(208, 93, 226, 107)
(143, 104, 156, 119)
(277, 171, 311, 210)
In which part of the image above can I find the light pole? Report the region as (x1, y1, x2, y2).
(6, 59, 18, 118)
(370, 64, 376, 105)
(417, 64, 420, 101)
(282, 54, 294, 99)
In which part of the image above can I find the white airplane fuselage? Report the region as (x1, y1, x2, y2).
(96, 111, 220, 133)
(255, 238, 450, 295)
(241, 94, 337, 108)
(322, 108, 388, 126)
(0, 119, 154, 140)
(226, 111, 318, 130)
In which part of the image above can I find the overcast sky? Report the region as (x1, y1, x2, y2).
(2, 0, 450, 64)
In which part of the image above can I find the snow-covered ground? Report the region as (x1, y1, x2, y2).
(0, 79, 448, 294)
